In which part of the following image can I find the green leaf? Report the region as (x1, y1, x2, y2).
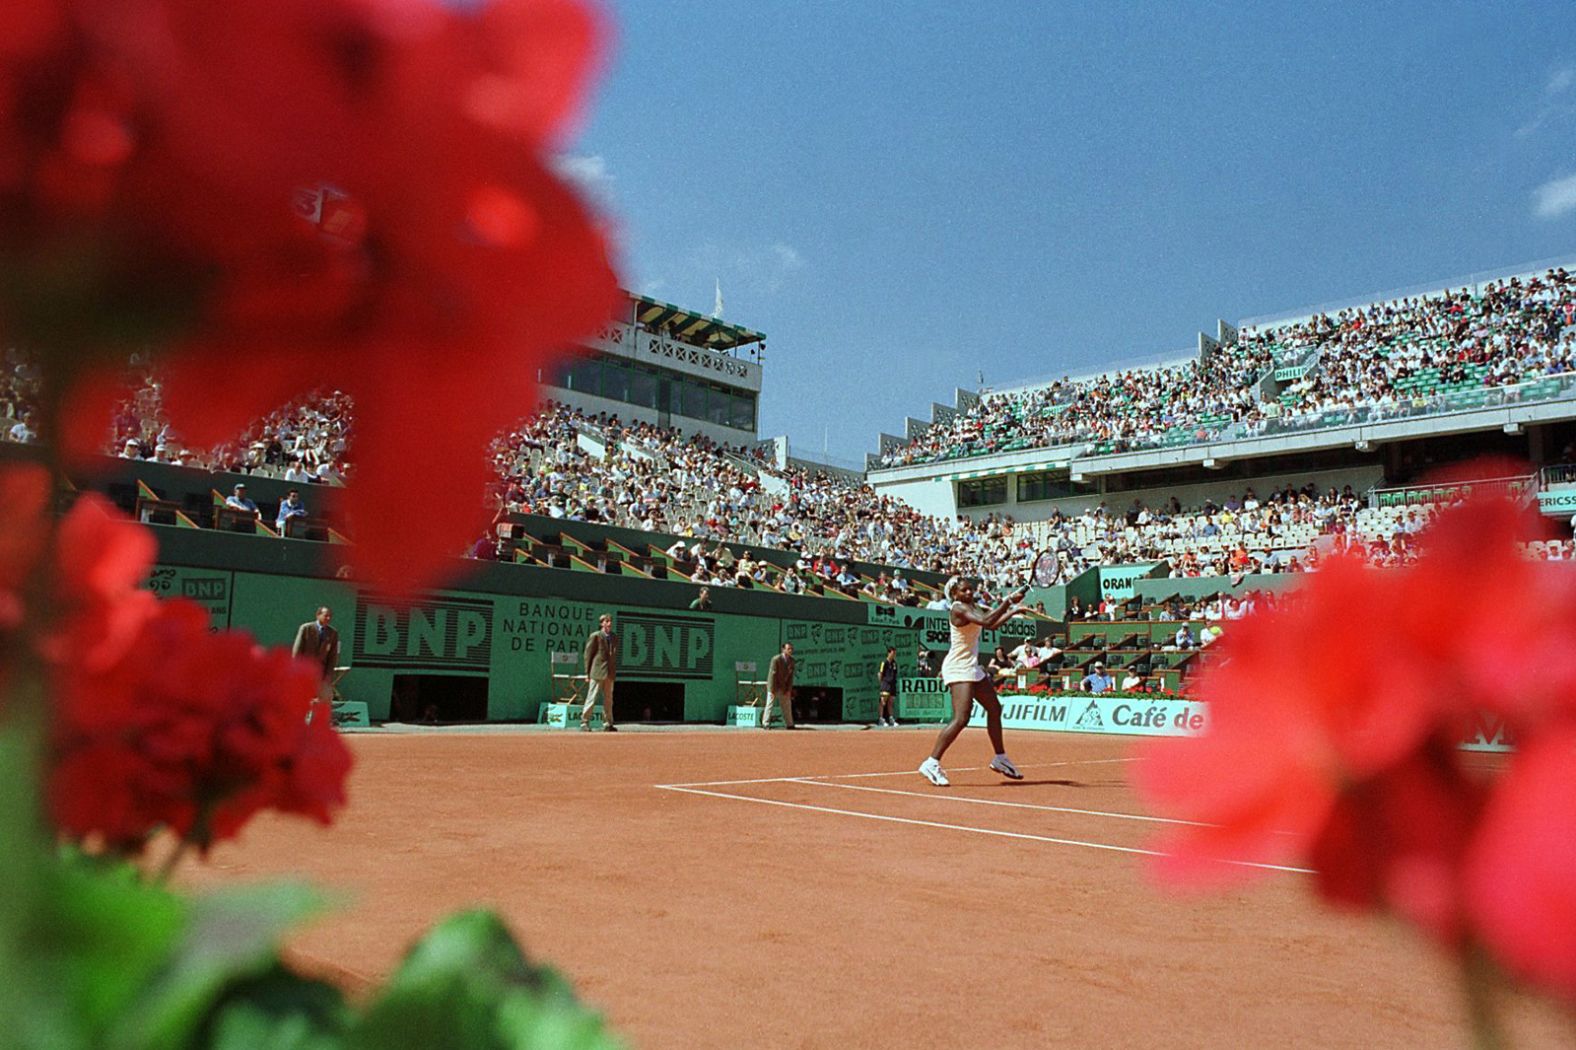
(382, 911, 569, 1001)
(348, 910, 623, 1050)
(207, 1004, 345, 1050)
(31, 855, 188, 1045)
(108, 882, 325, 1050)
(199, 965, 349, 1050)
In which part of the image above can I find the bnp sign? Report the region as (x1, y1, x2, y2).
(354, 595, 494, 671)
(618, 613, 714, 680)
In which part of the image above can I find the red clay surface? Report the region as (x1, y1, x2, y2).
(185, 728, 1572, 1049)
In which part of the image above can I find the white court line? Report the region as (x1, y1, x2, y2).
(811, 756, 1137, 782)
(656, 784, 1313, 876)
(656, 756, 1134, 790)
(792, 778, 1213, 828)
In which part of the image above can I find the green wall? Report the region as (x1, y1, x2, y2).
(148, 543, 1052, 724)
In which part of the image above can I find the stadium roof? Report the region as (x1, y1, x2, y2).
(632, 294, 765, 351)
(947, 458, 1070, 481)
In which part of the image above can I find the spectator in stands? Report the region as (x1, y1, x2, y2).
(1120, 667, 1145, 692)
(689, 586, 713, 611)
(468, 532, 500, 560)
(275, 489, 307, 536)
(987, 645, 1013, 684)
(224, 483, 260, 519)
(1080, 662, 1115, 694)
(8, 412, 36, 444)
(781, 568, 806, 595)
(1175, 625, 1195, 650)
(284, 457, 314, 484)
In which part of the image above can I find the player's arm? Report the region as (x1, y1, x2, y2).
(982, 587, 1031, 629)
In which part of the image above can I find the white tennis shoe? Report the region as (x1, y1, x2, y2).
(918, 757, 949, 787)
(989, 755, 1024, 780)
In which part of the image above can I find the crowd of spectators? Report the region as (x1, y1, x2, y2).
(0, 354, 354, 483)
(6, 335, 1567, 595)
(477, 399, 1576, 599)
(879, 267, 1576, 468)
(1246, 268, 1576, 426)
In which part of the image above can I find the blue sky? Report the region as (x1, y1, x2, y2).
(560, 2, 1576, 464)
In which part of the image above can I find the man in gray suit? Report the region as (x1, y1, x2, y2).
(292, 606, 341, 702)
(581, 613, 618, 732)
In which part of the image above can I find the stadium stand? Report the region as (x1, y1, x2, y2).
(877, 265, 1576, 467)
(9, 263, 1576, 709)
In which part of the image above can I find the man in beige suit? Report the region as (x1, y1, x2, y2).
(762, 641, 795, 730)
(291, 606, 340, 702)
(581, 613, 618, 732)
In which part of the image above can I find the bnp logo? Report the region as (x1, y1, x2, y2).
(355, 595, 493, 670)
(619, 614, 713, 680)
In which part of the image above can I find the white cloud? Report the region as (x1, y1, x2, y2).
(1533, 172, 1576, 220)
(688, 240, 807, 297)
(771, 242, 804, 273)
(1516, 66, 1576, 137)
(551, 153, 614, 205)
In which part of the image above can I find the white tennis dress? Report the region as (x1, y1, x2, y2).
(939, 611, 987, 685)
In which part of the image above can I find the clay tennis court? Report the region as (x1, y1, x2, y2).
(185, 728, 1568, 1048)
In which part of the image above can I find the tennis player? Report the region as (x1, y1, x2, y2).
(918, 576, 1030, 787)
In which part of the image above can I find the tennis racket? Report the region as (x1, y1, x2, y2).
(1027, 548, 1062, 589)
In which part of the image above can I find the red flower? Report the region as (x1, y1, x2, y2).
(1397, 491, 1576, 732)
(1138, 482, 1576, 1004)
(4, 0, 619, 591)
(50, 598, 352, 852)
(0, 464, 51, 639)
(1307, 738, 1487, 944)
(1464, 728, 1576, 1001)
(0, 464, 158, 684)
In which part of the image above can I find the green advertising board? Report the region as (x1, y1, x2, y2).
(1537, 488, 1576, 516)
(146, 565, 236, 627)
(896, 676, 950, 723)
(1097, 563, 1160, 603)
(781, 619, 909, 722)
(147, 562, 964, 724)
(965, 693, 1211, 736)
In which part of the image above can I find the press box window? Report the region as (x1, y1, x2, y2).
(1017, 471, 1074, 503)
(958, 476, 1007, 507)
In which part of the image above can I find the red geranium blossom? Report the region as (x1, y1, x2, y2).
(50, 597, 352, 852)
(1137, 487, 1576, 1005)
(1307, 737, 1487, 944)
(1134, 554, 1442, 883)
(1464, 728, 1576, 1001)
(0, 463, 158, 680)
(3, 0, 619, 590)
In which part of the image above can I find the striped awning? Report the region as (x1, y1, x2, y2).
(633, 295, 765, 350)
(948, 461, 1069, 482)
